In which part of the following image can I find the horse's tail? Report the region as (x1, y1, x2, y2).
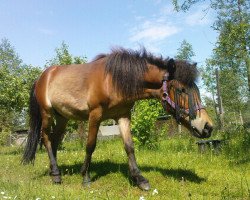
(22, 81, 42, 164)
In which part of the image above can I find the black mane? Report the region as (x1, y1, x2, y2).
(173, 60, 198, 86)
(94, 47, 199, 98)
(98, 47, 169, 98)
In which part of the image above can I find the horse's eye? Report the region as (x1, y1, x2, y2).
(181, 88, 186, 93)
(176, 88, 182, 93)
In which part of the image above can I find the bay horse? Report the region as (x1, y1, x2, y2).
(22, 48, 213, 191)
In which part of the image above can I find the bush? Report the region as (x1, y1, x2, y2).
(0, 127, 11, 146)
(131, 99, 164, 149)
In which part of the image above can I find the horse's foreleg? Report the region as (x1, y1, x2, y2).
(118, 117, 150, 191)
(81, 107, 102, 185)
(41, 110, 61, 183)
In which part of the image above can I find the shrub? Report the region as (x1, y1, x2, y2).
(131, 99, 164, 149)
(0, 127, 11, 146)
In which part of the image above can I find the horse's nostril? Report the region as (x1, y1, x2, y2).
(204, 123, 213, 133)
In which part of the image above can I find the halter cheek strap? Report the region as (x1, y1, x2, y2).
(161, 73, 205, 119)
(161, 74, 171, 111)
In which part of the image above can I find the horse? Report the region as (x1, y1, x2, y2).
(22, 48, 213, 191)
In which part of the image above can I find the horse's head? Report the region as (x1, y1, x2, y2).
(162, 59, 213, 138)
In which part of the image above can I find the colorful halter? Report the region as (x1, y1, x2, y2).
(161, 73, 204, 123)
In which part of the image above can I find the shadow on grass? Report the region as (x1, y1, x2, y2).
(57, 160, 205, 184)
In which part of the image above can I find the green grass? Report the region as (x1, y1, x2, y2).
(0, 136, 249, 200)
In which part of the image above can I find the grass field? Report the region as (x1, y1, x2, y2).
(0, 135, 249, 200)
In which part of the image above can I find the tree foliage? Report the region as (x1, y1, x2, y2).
(175, 40, 195, 60)
(0, 38, 22, 71)
(0, 38, 41, 131)
(173, 0, 250, 92)
(204, 1, 249, 112)
(46, 41, 87, 66)
(172, 0, 204, 12)
(173, 1, 250, 126)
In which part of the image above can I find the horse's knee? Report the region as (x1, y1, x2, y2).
(86, 141, 96, 154)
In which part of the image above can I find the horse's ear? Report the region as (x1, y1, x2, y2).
(167, 58, 176, 80)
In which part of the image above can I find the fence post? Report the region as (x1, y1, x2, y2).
(239, 110, 244, 125)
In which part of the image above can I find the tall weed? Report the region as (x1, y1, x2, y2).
(221, 125, 250, 163)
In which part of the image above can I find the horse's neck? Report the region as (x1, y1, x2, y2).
(139, 88, 162, 100)
(141, 67, 166, 100)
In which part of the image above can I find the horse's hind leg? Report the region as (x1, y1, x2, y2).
(50, 113, 68, 183)
(118, 117, 150, 191)
(41, 109, 66, 184)
(51, 114, 68, 160)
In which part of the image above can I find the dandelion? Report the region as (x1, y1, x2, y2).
(90, 190, 94, 194)
(36, 198, 41, 200)
(139, 195, 145, 200)
(152, 188, 158, 195)
(1, 192, 5, 195)
(51, 196, 55, 199)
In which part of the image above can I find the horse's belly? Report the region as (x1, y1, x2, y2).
(51, 94, 90, 120)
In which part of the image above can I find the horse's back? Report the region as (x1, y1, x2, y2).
(35, 62, 106, 120)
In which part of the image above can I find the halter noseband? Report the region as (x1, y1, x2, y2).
(161, 73, 204, 122)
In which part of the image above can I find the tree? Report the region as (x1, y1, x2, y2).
(0, 38, 41, 142)
(175, 40, 195, 60)
(174, 40, 196, 132)
(0, 38, 22, 71)
(173, 0, 250, 94)
(46, 41, 87, 66)
(172, 0, 250, 125)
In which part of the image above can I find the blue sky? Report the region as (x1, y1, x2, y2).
(0, 0, 218, 67)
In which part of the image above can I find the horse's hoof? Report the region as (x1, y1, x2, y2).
(138, 181, 150, 191)
(133, 175, 150, 191)
(83, 174, 91, 187)
(52, 175, 62, 184)
(83, 180, 91, 187)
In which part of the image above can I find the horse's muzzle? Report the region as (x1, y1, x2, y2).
(192, 123, 213, 138)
